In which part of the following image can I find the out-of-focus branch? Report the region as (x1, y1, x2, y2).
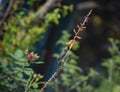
(77, 1, 99, 10)
(32, 0, 57, 22)
(0, 0, 15, 32)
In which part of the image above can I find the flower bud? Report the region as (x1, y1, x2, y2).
(27, 52, 34, 60)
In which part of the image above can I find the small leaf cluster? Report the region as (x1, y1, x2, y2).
(45, 5, 73, 24)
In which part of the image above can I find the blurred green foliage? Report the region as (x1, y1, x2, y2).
(0, 1, 73, 92)
(52, 31, 98, 92)
(52, 36, 120, 92)
(0, 49, 43, 92)
(0, 1, 73, 57)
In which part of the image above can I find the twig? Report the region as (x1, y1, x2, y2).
(39, 9, 93, 92)
(66, 9, 93, 50)
(39, 66, 62, 92)
(0, 0, 15, 33)
(32, 0, 57, 22)
(73, 9, 92, 40)
(77, 1, 99, 10)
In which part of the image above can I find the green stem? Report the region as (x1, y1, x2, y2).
(25, 74, 33, 92)
(108, 60, 113, 92)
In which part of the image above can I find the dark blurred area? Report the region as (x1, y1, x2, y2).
(76, 0, 120, 69)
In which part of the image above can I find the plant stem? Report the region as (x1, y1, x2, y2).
(39, 9, 93, 92)
(39, 66, 62, 92)
(73, 9, 92, 41)
(25, 74, 33, 92)
(108, 60, 113, 92)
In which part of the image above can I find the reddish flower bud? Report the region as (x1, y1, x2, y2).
(27, 52, 34, 60)
(0, 44, 2, 50)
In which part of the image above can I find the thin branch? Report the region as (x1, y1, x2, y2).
(0, 0, 15, 32)
(39, 66, 62, 92)
(39, 10, 93, 92)
(73, 9, 92, 40)
(32, 0, 57, 22)
(66, 9, 93, 50)
(77, 1, 99, 10)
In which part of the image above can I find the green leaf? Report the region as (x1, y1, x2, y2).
(31, 61, 43, 64)
(24, 68, 33, 76)
(9, 53, 17, 60)
(14, 67, 23, 71)
(14, 61, 25, 66)
(53, 53, 59, 58)
(1, 61, 8, 68)
(14, 49, 24, 58)
(32, 83, 38, 88)
(14, 77, 27, 83)
(88, 68, 98, 77)
(72, 41, 79, 50)
(17, 73, 23, 78)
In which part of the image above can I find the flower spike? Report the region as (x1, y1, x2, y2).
(66, 9, 93, 50)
